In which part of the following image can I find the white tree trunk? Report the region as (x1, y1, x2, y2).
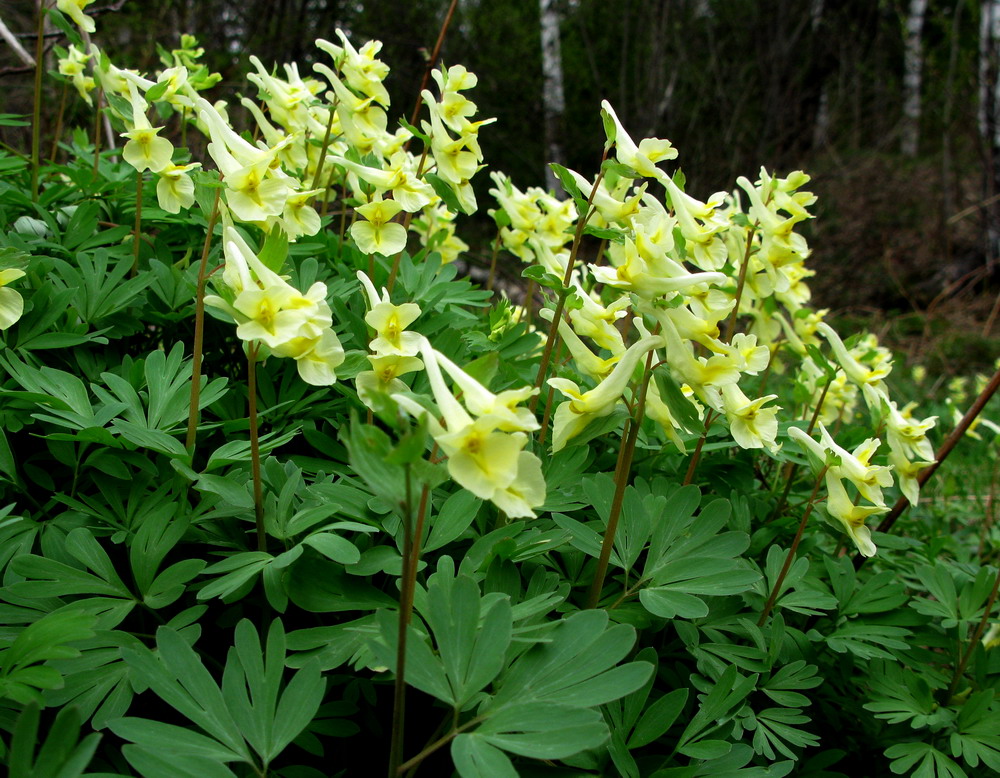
(980, 0, 1000, 143)
(540, 0, 566, 193)
(810, 0, 829, 148)
(980, 0, 1000, 257)
(0, 14, 35, 67)
(901, 0, 928, 157)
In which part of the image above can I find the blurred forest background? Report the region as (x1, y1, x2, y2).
(3, 0, 1000, 371)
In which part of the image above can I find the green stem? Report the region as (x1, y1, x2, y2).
(724, 222, 757, 342)
(586, 350, 656, 609)
(30, 1, 45, 202)
(185, 183, 223, 453)
(92, 88, 104, 180)
(247, 342, 266, 553)
(529, 158, 609, 416)
(757, 465, 828, 627)
(535, 338, 565, 450)
(310, 103, 337, 191)
(396, 717, 484, 775)
(386, 147, 428, 294)
(683, 410, 716, 486)
(769, 378, 831, 522)
(388, 465, 416, 778)
(132, 169, 142, 277)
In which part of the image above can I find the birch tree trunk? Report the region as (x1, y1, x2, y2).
(980, 0, 1000, 260)
(811, 0, 829, 148)
(540, 0, 566, 193)
(901, 0, 928, 157)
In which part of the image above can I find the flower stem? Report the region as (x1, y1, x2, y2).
(529, 158, 609, 416)
(247, 342, 266, 554)
(388, 465, 416, 778)
(683, 410, 717, 486)
(30, 1, 45, 202)
(586, 351, 655, 609)
(486, 231, 502, 291)
(757, 464, 828, 627)
(92, 88, 104, 180)
(403, 0, 460, 152)
(310, 103, 337, 191)
(185, 182, 223, 453)
(769, 378, 831, 522)
(724, 222, 757, 342)
(132, 169, 142, 277)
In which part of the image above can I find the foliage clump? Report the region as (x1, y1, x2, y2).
(0, 5, 999, 778)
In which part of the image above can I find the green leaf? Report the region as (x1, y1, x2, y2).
(120, 627, 252, 761)
(198, 552, 273, 601)
(302, 533, 360, 564)
(425, 172, 465, 214)
(0, 611, 96, 705)
(424, 490, 482, 552)
(549, 163, 583, 201)
(629, 688, 689, 748)
(258, 226, 289, 273)
(420, 558, 513, 708)
(8, 703, 101, 778)
(110, 719, 244, 764)
(451, 735, 518, 778)
(652, 366, 702, 434)
(474, 702, 608, 759)
(488, 610, 651, 710)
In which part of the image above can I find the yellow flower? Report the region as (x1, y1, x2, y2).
(393, 340, 545, 517)
(155, 163, 200, 214)
(57, 0, 97, 34)
(549, 336, 662, 452)
(719, 383, 780, 452)
(356, 354, 424, 411)
(351, 199, 407, 256)
(356, 271, 421, 356)
(271, 329, 345, 386)
(600, 100, 677, 178)
(120, 83, 174, 173)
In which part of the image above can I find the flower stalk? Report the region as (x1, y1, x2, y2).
(758, 464, 828, 626)
(529, 158, 609, 415)
(388, 465, 416, 778)
(247, 342, 266, 553)
(185, 182, 223, 452)
(586, 349, 655, 609)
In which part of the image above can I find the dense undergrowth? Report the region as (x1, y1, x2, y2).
(0, 3, 999, 777)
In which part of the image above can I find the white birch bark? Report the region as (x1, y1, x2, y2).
(901, 0, 928, 157)
(540, 0, 566, 193)
(980, 0, 1000, 144)
(980, 0, 1000, 255)
(810, 0, 829, 148)
(0, 14, 35, 67)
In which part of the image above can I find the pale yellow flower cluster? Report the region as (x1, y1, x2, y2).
(394, 340, 545, 518)
(57, 45, 96, 106)
(488, 172, 577, 274)
(354, 271, 424, 411)
(204, 226, 344, 386)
